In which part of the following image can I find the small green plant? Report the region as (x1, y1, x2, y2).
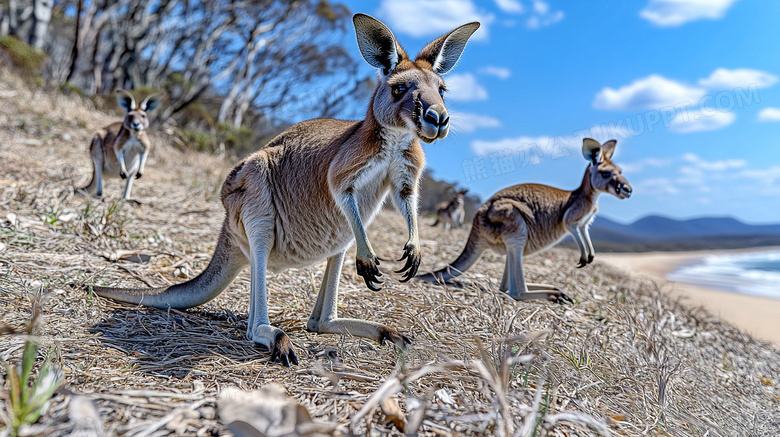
(550, 345, 591, 372)
(5, 341, 63, 436)
(43, 207, 61, 225)
(2, 300, 64, 436)
(530, 381, 554, 437)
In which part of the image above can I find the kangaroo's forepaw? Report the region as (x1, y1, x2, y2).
(135, 172, 143, 179)
(378, 326, 411, 349)
(548, 290, 573, 304)
(357, 252, 384, 291)
(395, 241, 421, 282)
(270, 331, 298, 367)
(577, 258, 588, 268)
(587, 254, 594, 264)
(120, 171, 127, 180)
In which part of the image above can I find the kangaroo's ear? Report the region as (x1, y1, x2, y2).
(582, 138, 603, 165)
(460, 189, 469, 195)
(416, 22, 480, 75)
(353, 13, 404, 75)
(140, 94, 160, 112)
(116, 89, 136, 112)
(601, 139, 617, 161)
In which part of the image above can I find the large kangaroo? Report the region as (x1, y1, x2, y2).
(88, 14, 479, 366)
(81, 90, 160, 200)
(418, 139, 632, 302)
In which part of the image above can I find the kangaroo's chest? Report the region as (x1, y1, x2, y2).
(103, 135, 144, 170)
(353, 133, 416, 211)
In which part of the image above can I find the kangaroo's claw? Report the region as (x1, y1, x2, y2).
(357, 253, 384, 291)
(577, 259, 588, 268)
(270, 332, 298, 367)
(548, 290, 573, 304)
(378, 326, 412, 349)
(395, 243, 421, 282)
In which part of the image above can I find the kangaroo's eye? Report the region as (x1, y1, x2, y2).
(439, 87, 445, 97)
(391, 84, 407, 97)
(600, 171, 612, 178)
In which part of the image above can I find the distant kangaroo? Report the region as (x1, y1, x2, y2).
(418, 138, 632, 302)
(80, 90, 160, 200)
(431, 189, 466, 229)
(87, 14, 479, 366)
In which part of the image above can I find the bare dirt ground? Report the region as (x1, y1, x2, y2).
(1, 70, 779, 436)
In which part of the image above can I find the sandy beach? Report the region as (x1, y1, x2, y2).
(599, 249, 780, 347)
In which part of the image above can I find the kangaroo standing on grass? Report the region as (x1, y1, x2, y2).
(431, 189, 467, 229)
(80, 90, 160, 201)
(418, 139, 632, 302)
(87, 14, 479, 366)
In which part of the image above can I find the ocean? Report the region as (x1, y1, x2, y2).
(668, 250, 780, 299)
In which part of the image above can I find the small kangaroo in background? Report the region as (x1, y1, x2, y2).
(419, 138, 632, 302)
(80, 90, 160, 201)
(87, 14, 479, 366)
(431, 189, 467, 229)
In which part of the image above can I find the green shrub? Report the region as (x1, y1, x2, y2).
(179, 128, 218, 153)
(59, 81, 85, 97)
(0, 36, 46, 74)
(219, 123, 257, 157)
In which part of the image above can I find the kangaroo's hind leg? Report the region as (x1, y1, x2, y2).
(312, 249, 410, 348)
(245, 220, 298, 366)
(505, 240, 572, 303)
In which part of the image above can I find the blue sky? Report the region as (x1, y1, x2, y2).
(336, 0, 780, 224)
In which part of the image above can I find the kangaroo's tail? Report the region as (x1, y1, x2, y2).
(79, 136, 103, 194)
(87, 222, 248, 309)
(417, 225, 484, 284)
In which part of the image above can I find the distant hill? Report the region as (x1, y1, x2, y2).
(586, 215, 780, 252)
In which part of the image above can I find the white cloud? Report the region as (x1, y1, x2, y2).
(620, 157, 672, 173)
(494, 0, 523, 13)
(757, 108, 780, 122)
(669, 109, 736, 133)
(449, 112, 502, 133)
(633, 178, 680, 195)
(740, 165, 780, 184)
(682, 153, 746, 170)
(446, 73, 489, 101)
(471, 135, 557, 155)
(479, 66, 512, 80)
(377, 0, 493, 40)
(640, 0, 739, 27)
(526, 0, 564, 29)
(699, 68, 778, 90)
(593, 74, 706, 111)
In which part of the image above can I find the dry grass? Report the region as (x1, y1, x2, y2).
(1, 69, 779, 436)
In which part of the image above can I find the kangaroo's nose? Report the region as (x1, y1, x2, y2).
(423, 104, 449, 130)
(621, 184, 632, 197)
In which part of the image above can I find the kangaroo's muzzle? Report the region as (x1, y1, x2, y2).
(419, 103, 449, 142)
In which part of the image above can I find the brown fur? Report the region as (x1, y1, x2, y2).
(419, 139, 632, 302)
(81, 90, 160, 200)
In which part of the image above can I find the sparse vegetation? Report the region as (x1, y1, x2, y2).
(0, 67, 779, 436)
